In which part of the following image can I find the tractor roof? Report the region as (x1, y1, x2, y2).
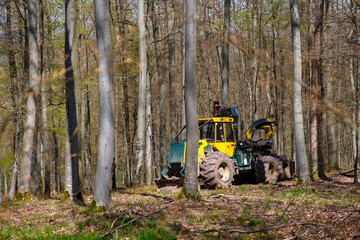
(198, 117, 234, 123)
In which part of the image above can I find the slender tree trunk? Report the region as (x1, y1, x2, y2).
(355, 56, 359, 184)
(221, 0, 230, 107)
(145, 69, 153, 186)
(313, 0, 326, 179)
(6, 0, 21, 201)
(39, 0, 50, 199)
(93, 0, 115, 209)
(19, 0, 39, 196)
(65, 0, 81, 201)
(151, 0, 167, 172)
(184, 0, 199, 197)
(166, 0, 176, 138)
(134, 0, 147, 184)
(0, 166, 2, 203)
(290, 0, 311, 183)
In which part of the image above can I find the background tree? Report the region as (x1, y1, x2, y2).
(221, 0, 230, 107)
(134, 0, 147, 184)
(64, 0, 81, 201)
(290, 0, 310, 183)
(19, 0, 39, 197)
(184, 0, 199, 197)
(93, 0, 115, 209)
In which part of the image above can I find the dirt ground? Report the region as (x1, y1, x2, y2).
(1, 172, 360, 239)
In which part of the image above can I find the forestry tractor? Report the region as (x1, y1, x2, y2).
(155, 101, 295, 189)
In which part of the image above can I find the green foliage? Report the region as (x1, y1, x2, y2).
(80, 200, 107, 214)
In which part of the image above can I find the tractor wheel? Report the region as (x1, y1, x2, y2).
(199, 152, 235, 189)
(255, 156, 279, 184)
(276, 155, 292, 180)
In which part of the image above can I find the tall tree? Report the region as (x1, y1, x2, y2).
(151, 0, 167, 172)
(19, 0, 39, 197)
(6, 0, 22, 201)
(134, 0, 147, 184)
(39, 0, 51, 199)
(166, 0, 176, 138)
(290, 0, 311, 183)
(64, 0, 81, 201)
(93, 0, 115, 209)
(310, 0, 326, 179)
(221, 0, 230, 107)
(184, 0, 199, 197)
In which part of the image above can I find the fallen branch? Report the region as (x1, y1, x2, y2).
(339, 168, 360, 176)
(101, 202, 172, 237)
(176, 222, 330, 239)
(277, 198, 295, 222)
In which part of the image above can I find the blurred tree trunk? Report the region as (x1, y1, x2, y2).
(19, 0, 38, 197)
(93, 0, 115, 209)
(145, 69, 153, 186)
(0, 166, 2, 203)
(166, 0, 176, 138)
(221, 0, 230, 107)
(64, 0, 81, 201)
(184, 0, 199, 197)
(39, 0, 51, 199)
(6, 0, 22, 201)
(151, 0, 167, 172)
(134, 0, 147, 184)
(290, 0, 311, 183)
(355, 56, 359, 184)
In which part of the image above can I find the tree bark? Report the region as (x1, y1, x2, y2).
(145, 69, 153, 186)
(290, 0, 311, 183)
(39, 0, 50, 199)
(184, 0, 199, 197)
(221, 0, 230, 107)
(151, 0, 167, 172)
(166, 0, 177, 138)
(65, 0, 81, 200)
(19, 0, 39, 196)
(134, 0, 147, 184)
(93, 0, 115, 209)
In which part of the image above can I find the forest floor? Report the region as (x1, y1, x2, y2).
(1, 171, 360, 239)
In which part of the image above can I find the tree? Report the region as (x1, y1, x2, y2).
(64, 0, 81, 201)
(290, 0, 311, 183)
(166, 0, 177, 138)
(150, 0, 167, 172)
(184, 0, 199, 197)
(93, 0, 115, 209)
(19, 0, 39, 197)
(221, 0, 230, 107)
(134, 0, 147, 184)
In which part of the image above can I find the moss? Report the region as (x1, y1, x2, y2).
(13, 192, 23, 202)
(60, 191, 71, 201)
(80, 200, 107, 214)
(176, 187, 202, 200)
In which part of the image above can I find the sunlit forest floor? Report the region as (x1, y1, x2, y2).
(0, 171, 360, 239)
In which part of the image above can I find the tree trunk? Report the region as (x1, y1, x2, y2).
(93, 0, 115, 209)
(39, 0, 50, 199)
(6, 0, 21, 201)
(151, 0, 167, 172)
(184, 0, 199, 197)
(221, 0, 230, 107)
(290, 0, 311, 183)
(166, 0, 177, 138)
(19, 0, 38, 196)
(355, 56, 359, 184)
(0, 166, 2, 203)
(145, 69, 153, 186)
(134, 0, 147, 184)
(65, 0, 81, 201)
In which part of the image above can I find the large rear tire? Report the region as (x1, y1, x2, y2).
(200, 152, 235, 189)
(255, 156, 279, 184)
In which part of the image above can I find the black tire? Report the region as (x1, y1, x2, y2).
(199, 152, 235, 189)
(255, 156, 279, 183)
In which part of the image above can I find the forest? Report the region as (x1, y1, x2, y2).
(0, 0, 360, 239)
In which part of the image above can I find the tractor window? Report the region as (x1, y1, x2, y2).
(206, 123, 215, 142)
(225, 123, 235, 142)
(216, 123, 225, 142)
